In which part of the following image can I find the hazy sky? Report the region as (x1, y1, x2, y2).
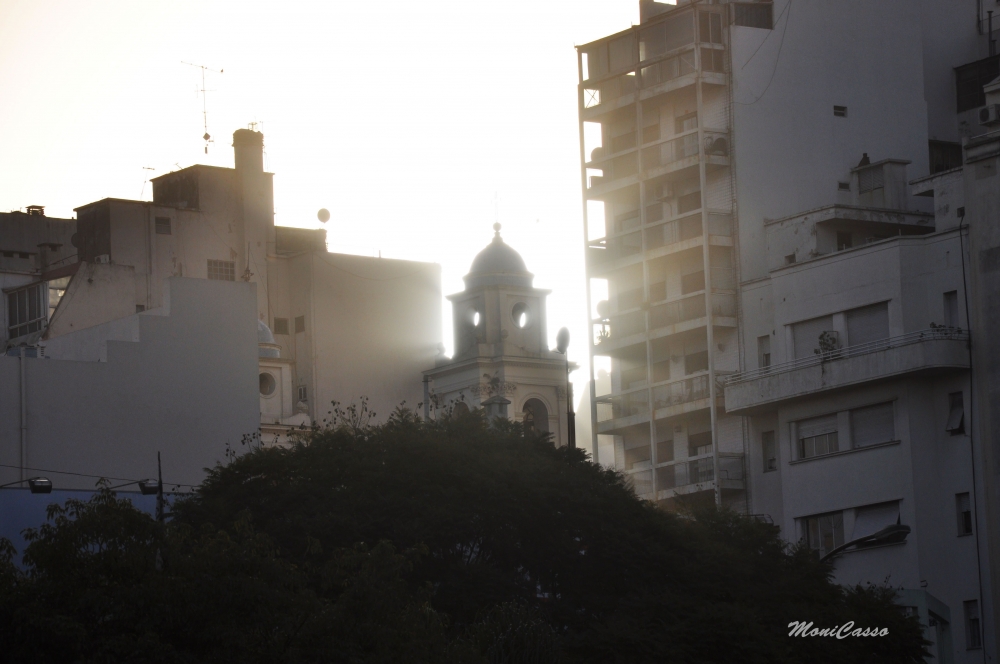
(0, 0, 642, 411)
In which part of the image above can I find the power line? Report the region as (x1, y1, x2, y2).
(734, 0, 793, 106)
(0, 463, 197, 490)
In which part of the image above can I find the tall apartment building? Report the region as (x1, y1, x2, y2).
(578, 1, 995, 660)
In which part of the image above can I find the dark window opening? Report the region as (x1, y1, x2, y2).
(294, 315, 305, 333)
(733, 2, 773, 29)
(762, 430, 777, 472)
(957, 492, 973, 536)
(155, 217, 171, 235)
(273, 318, 289, 335)
(834, 105, 848, 117)
(757, 335, 771, 368)
(965, 600, 982, 650)
(947, 392, 965, 434)
(837, 232, 853, 250)
(956, 55, 1000, 112)
(838, 181, 851, 191)
(684, 350, 709, 375)
(677, 191, 702, 214)
(930, 140, 963, 173)
(688, 430, 713, 457)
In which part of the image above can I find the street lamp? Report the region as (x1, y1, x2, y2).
(819, 523, 911, 563)
(0, 477, 53, 494)
(556, 327, 575, 449)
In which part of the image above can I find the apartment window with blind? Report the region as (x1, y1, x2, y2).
(273, 318, 289, 335)
(294, 315, 305, 333)
(155, 217, 171, 235)
(805, 511, 844, 558)
(851, 501, 901, 548)
(957, 493, 973, 536)
(207, 259, 235, 281)
(846, 302, 890, 346)
(699, 11, 723, 44)
(944, 291, 959, 328)
(796, 413, 839, 459)
(761, 431, 777, 472)
(849, 402, 895, 448)
(792, 315, 834, 359)
(7, 282, 46, 338)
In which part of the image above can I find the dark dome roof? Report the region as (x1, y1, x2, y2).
(464, 224, 533, 289)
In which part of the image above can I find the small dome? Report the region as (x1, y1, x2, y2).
(257, 320, 276, 344)
(258, 320, 280, 358)
(464, 224, 533, 289)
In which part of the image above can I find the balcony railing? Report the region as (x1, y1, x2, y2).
(645, 213, 703, 249)
(642, 132, 699, 169)
(726, 328, 970, 385)
(596, 390, 650, 422)
(650, 293, 705, 329)
(656, 453, 744, 491)
(652, 374, 710, 409)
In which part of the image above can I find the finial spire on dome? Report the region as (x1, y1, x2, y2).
(493, 222, 502, 239)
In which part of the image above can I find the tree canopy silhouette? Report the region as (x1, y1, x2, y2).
(0, 405, 926, 663)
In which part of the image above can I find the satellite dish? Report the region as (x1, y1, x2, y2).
(317, 208, 330, 223)
(556, 327, 570, 354)
(596, 300, 610, 319)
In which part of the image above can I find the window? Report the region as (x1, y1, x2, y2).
(762, 430, 777, 472)
(294, 315, 305, 333)
(298, 385, 308, 402)
(833, 105, 848, 117)
(273, 318, 289, 335)
(837, 231, 852, 250)
(700, 48, 726, 73)
(688, 430, 712, 457)
(791, 315, 833, 359)
(207, 259, 235, 281)
(733, 2, 773, 29)
(846, 302, 889, 346)
(675, 112, 698, 134)
(135, 304, 145, 313)
(858, 165, 885, 194)
(965, 600, 982, 650)
(259, 372, 276, 396)
(805, 511, 844, 558)
(930, 140, 963, 174)
(784, 253, 796, 265)
(944, 291, 959, 328)
(677, 190, 702, 214)
(684, 350, 709, 374)
(955, 55, 1000, 112)
(757, 335, 771, 368)
(837, 181, 851, 192)
(681, 270, 705, 294)
(850, 402, 895, 448)
(699, 11, 723, 44)
(947, 392, 965, 434)
(957, 492, 973, 536)
(7, 283, 45, 338)
(155, 217, 171, 235)
(797, 413, 839, 459)
(656, 437, 674, 463)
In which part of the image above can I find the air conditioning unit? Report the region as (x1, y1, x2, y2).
(980, 104, 1000, 126)
(94, 254, 110, 264)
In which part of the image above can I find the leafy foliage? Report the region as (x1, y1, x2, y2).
(0, 406, 927, 663)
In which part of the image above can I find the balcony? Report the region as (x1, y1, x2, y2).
(597, 389, 650, 434)
(652, 373, 719, 419)
(655, 453, 744, 499)
(724, 328, 970, 414)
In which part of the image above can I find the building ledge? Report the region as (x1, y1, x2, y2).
(787, 439, 900, 466)
(724, 329, 969, 414)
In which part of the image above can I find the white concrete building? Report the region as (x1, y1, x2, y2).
(0, 277, 259, 491)
(579, 1, 997, 660)
(424, 224, 575, 444)
(3, 129, 442, 446)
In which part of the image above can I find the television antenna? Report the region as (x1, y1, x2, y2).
(139, 167, 155, 199)
(181, 61, 223, 154)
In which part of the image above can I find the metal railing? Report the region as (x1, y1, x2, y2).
(652, 374, 710, 409)
(726, 327, 970, 385)
(656, 454, 744, 490)
(650, 293, 706, 329)
(596, 390, 650, 423)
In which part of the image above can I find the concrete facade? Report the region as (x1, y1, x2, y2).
(579, 1, 997, 661)
(0, 277, 259, 490)
(2, 129, 442, 437)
